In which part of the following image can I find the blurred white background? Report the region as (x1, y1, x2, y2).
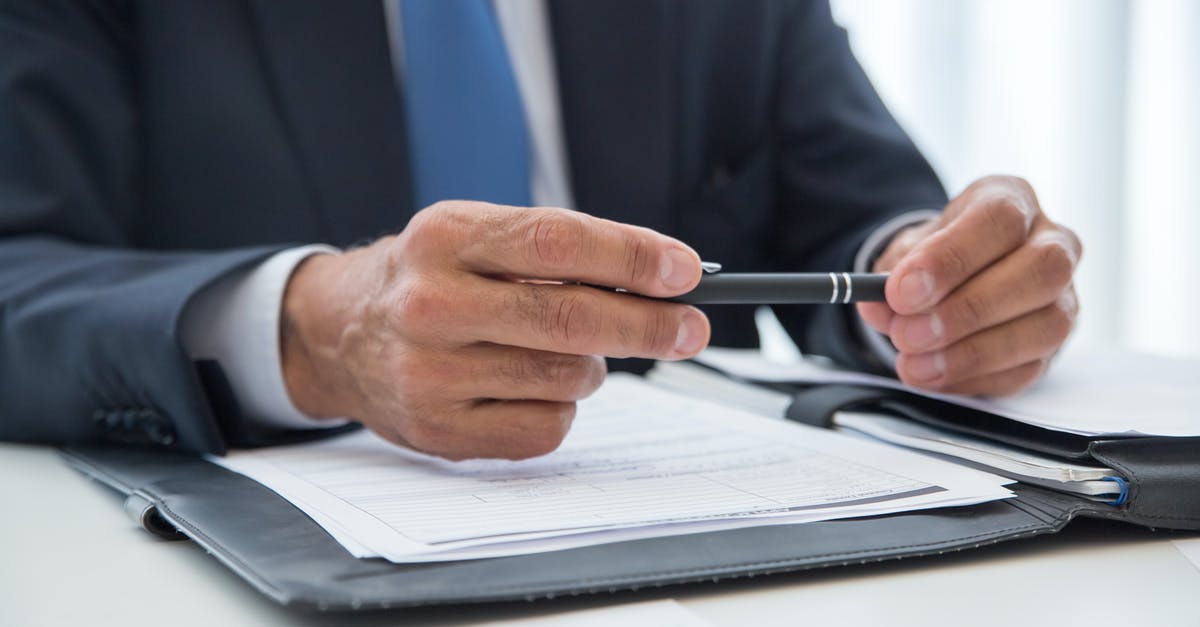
(826, 0, 1200, 358)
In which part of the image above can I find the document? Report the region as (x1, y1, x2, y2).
(833, 412, 1120, 496)
(213, 375, 1011, 562)
(647, 360, 1121, 496)
(694, 346, 1200, 437)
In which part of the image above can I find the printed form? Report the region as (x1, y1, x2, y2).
(214, 375, 1011, 562)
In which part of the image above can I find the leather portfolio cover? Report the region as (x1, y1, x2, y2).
(59, 425, 1197, 612)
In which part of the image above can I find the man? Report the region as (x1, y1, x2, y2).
(0, 1, 1080, 460)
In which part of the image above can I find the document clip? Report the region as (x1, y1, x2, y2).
(1102, 476, 1130, 506)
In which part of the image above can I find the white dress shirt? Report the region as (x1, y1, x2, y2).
(181, 0, 930, 430)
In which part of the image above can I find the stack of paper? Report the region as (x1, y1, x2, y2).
(646, 359, 1122, 497)
(833, 412, 1119, 496)
(693, 346, 1200, 437)
(213, 375, 1012, 563)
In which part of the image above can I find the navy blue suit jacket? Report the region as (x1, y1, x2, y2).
(0, 0, 946, 453)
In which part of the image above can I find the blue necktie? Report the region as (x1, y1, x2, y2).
(400, 0, 532, 208)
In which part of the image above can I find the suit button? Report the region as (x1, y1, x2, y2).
(138, 409, 176, 446)
(95, 409, 123, 432)
(121, 409, 140, 431)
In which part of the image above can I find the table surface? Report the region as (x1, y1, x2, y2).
(2, 441, 1197, 627)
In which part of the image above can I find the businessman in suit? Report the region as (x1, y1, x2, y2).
(0, 1, 1081, 460)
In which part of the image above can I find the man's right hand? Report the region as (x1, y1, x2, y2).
(279, 201, 710, 460)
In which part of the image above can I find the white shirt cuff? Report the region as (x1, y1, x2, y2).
(181, 244, 344, 430)
(853, 210, 942, 370)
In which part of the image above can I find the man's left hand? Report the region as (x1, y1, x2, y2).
(857, 175, 1082, 396)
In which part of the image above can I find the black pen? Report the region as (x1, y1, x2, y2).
(584, 262, 889, 304)
(669, 262, 888, 304)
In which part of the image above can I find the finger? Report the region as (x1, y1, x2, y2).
(439, 345, 607, 402)
(895, 295, 1076, 390)
(856, 302, 895, 335)
(388, 400, 577, 461)
(445, 277, 711, 359)
(452, 204, 703, 297)
(888, 227, 1081, 353)
(940, 359, 1049, 397)
(872, 221, 938, 273)
(887, 189, 1037, 314)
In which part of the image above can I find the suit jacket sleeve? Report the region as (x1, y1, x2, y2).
(0, 1, 285, 453)
(767, 0, 949, 373)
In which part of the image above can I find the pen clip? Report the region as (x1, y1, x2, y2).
(700, 261, 723, 274)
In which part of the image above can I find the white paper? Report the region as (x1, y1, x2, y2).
(213, 375, 1011, 562)
(694, 346, 1200, 437)
(482, 600, 712, 627)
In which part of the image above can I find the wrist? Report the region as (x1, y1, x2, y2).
(280, 251, 358, 420)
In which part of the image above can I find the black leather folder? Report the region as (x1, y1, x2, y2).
(61, 382, 1200, 612)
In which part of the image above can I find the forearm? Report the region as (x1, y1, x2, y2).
(0, 236, 283, 453)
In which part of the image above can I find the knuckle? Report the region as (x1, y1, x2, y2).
(1003, 174, 1035, 196)
(1007, 361, 1046, 395)
(553, 355, 606, 399)
(623, 234, 653, 286)
(495, 353, 535, 386)
(876, 230, 919, 272)
(393, 277, 449, 329)
(399, 414, 455, 456)
(981, 198, 1030, 243)
(541, 354, 589, 394)
(400, 202, 474, 259)
(580, 355, 607, 396)
(931, 244, 971, 283)
(546, 294, 601, 347)
(510, 404, 576, 459)
(1059, 287, 1080, 318)
(1065, 226, 1084, 261)
(969, 175, 1038, 225)
(503, 284, 544, 329)
(405, 203, 439, 233)
(640, 308, 680, 356)
(1040, 304, 1074, 348)
(951, 292, 992, 330)
(526, 212, 584, 270)
(407, 201, 452, 238)
(979, 174, 1034, 197)
(1031, 237, 1076, 289)
(954, 340, 987, 378)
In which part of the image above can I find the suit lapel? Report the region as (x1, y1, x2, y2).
(246, 1, 675, 242)
(247, 0, 413, 246)
(549, 1, 675, 235)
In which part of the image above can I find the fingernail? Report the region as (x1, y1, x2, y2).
(898, 270, 935, 310)
(674, 312, 708, 356)
(906, 352, 946, 382)
(660, 247, 697, 291)
(902, 313, 944, 351)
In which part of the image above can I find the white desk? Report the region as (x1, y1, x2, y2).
(2, 441, 1197, 627)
